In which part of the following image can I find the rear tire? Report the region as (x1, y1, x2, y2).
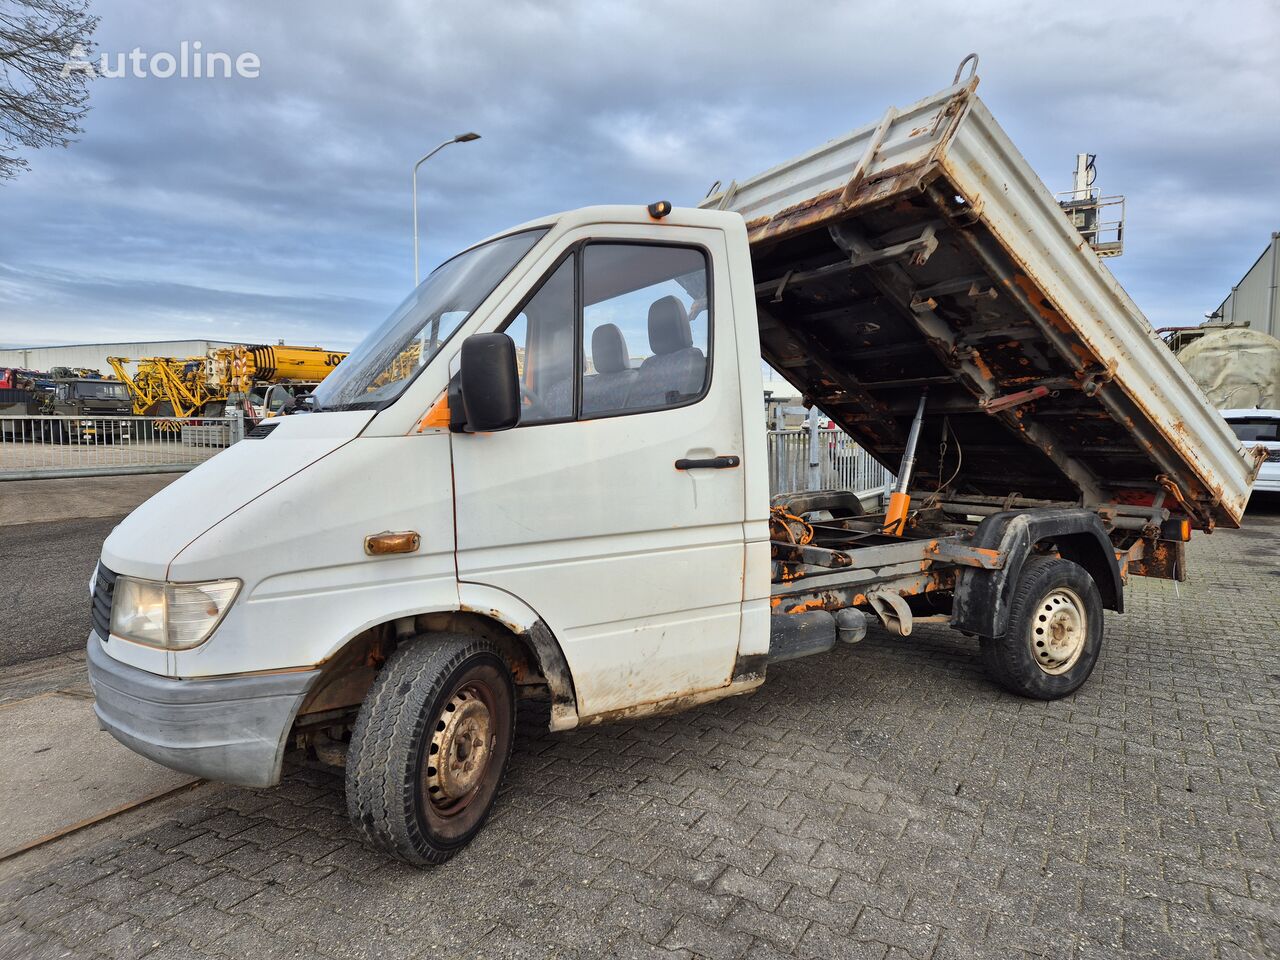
(980, 557, 1103, 700)
(345, 634, 515, 866)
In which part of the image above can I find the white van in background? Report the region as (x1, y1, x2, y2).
(1221, 409, 1280, 495)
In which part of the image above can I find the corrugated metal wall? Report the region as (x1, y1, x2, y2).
(1218, 233, 1280, 339)
(0, 340, 239, 375)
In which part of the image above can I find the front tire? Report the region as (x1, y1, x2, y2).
(980, 557, 1103, 700)
(345, 634, 515, 866)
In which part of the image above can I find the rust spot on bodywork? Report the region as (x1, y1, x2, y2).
(969, 350, 996, 383)
(578, 678, 763, 727)
(776, 569, 957, 616)
(1011, 274, 1072, 336)
(743, 162, 940, 247)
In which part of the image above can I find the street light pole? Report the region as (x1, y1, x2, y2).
(413, 132, 480, 285)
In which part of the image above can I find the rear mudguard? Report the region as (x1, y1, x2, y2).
(951, 508, 1122, 639)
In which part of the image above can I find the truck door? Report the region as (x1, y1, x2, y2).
(451, 230, 747, 718)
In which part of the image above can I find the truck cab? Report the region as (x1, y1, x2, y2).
(37, 378, 134, 442)
(89, 206, 775, 861)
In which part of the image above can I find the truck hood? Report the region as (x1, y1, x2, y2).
(101, 411, 375, 581)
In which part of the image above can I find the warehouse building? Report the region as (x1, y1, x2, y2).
(1213, 232, 1280, 338)
(0, 339, 240, 375)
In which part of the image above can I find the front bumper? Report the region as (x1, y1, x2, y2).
(87, 632, 321, 788)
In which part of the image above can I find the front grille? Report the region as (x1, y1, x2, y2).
(1267, 449, 1280, 463)
(91, 564, 118, 640)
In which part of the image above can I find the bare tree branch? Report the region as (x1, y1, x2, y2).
(0, 0, 98, 180)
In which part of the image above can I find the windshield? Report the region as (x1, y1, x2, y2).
(313, 228, 548, 411)
(1227, 417, 1280, 442)
(74, 382, 129, 400)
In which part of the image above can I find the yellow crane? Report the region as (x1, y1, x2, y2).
(107, 356, 216, 417)
(108, 345, 349, 418)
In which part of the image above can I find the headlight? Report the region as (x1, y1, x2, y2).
(110, 576, 240, 650)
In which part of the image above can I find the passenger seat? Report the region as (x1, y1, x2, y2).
(625, 296, 706, 409)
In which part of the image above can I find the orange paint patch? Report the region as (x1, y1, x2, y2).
(416, 393, 450, 432)
(786, 599, 828, 614)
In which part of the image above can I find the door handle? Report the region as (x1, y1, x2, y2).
(675, 455, 740, 470)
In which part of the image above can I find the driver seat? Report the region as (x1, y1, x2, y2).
(540, 323, 638, 416)
(581, 323, 637, 414)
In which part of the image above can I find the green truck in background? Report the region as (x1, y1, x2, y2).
(0, 372, 134, 443)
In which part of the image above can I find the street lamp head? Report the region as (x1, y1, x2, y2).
(413, 132, 481, 284)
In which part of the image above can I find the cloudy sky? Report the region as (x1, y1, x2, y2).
(1, 0, 1277, 350)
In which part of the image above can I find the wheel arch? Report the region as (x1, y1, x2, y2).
(952, 508, 1122, 639)
(297, 590, 579, 732)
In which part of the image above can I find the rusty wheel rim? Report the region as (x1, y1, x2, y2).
(1030, 587, 1086, 675)
(423, 681, 496, 815)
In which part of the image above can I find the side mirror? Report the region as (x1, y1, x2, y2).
(456, 333, 520, 432)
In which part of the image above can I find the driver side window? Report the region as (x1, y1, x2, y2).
(500, 257, 575, 425)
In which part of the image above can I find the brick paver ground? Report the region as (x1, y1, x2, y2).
(3, 502, 1278, 959)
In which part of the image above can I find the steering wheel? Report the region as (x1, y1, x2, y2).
(520, 383, 554, 420)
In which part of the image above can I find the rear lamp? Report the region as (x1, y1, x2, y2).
(1159, 517, 1192, 542)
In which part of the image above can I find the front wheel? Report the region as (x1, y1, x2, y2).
(346, 634, 515, 866)
(980, 557, 1103, 700)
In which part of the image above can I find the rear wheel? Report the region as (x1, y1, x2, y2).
(980, 557, 1103, 700)
(346, 634, 515, 866)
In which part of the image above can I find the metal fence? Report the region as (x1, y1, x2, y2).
(0, 415, 244, 481)
(768, 427, 894, 498)
(1, 416, 888, 493)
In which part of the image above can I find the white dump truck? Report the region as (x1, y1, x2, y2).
(88, 61, 1263, 865)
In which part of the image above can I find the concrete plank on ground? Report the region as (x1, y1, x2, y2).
(0, 691, 196, 860)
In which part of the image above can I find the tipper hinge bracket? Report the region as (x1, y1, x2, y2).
(1080, 363, 1116, 397)
(829, 222, 939, 270)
